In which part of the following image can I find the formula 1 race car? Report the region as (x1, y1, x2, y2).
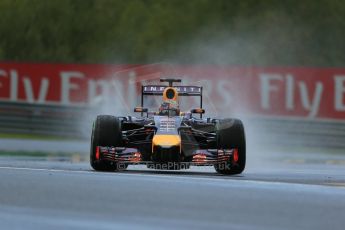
(90, 78, 246, 175)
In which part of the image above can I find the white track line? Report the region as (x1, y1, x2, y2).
(1, 166, 345, 191)
(0, 166, 97, 175)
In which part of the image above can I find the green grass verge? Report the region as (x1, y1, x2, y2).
(0, 133, 85, 141)
(0, 150, 89, 162)
(0, 150, 73, 157)
(254, 145, 345, 155)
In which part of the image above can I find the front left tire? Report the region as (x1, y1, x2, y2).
(90, 115, 126, 171)
(214, 118, 246, 175)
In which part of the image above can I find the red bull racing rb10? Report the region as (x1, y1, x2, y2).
(90, 78, 246, 175)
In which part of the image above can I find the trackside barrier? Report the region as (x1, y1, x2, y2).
(0, 101, 344, 149)
(0, 101, 93, 139)
(245, 117, 345, 149)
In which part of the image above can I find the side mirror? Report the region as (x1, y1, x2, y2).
(191, 108, 205, 114)
(134, 107, 148, 113)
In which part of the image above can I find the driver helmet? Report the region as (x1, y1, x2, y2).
(159, 101, 180, 116)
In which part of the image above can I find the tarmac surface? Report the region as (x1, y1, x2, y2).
(0, 138, 345, 229)
(0, 157, 344, 229)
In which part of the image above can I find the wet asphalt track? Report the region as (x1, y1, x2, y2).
(0, 154, 345, 230)
(1, 138, 345, 229)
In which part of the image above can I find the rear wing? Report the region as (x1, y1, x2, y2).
(142, 85, 202, 96)
(141, 85, 203, 110)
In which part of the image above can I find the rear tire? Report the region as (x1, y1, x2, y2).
(90, 115, 126, 171)
(214, 119, 246, 175)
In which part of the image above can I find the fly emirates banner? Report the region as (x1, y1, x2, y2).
(0, 62, 344, 121)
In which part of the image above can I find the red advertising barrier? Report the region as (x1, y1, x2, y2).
(0, 62, 345, 120)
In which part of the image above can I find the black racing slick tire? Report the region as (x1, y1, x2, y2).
(214, 119, 246, 175)
(90, 115, 126, 171)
